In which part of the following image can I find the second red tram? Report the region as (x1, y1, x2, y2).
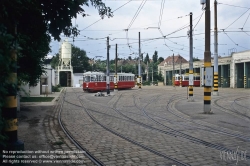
(83, 71, 135, 92)
(174, 74, 200, 87)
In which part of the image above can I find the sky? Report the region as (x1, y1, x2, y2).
(49, 0, 250, 61)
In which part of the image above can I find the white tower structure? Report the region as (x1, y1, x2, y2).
(57, 39, 73, 87)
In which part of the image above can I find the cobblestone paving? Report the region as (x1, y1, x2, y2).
(61, 87, 250, 166)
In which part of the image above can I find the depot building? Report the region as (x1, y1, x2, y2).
(158, 50, 250, 88)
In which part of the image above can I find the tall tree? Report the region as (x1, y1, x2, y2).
(152, 51, 158, 63)
(71, 46, 90, 73)
(158, 57, 164, 64)
(144, 53, 150, 64)
(0, 0, 112, 144)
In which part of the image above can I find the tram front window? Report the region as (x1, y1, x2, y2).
(84, 76, 91, 82)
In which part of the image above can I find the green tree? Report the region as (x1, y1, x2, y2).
(50, 53, 59, 69)
(152, 51, 158, 63)
(158, 57, 164, 64)
(71, 46, 90, 73)
(193, 57, 200, 61)
(144, 53, 150, 64)
(0, 0, 112, 145)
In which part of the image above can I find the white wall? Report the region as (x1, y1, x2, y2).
(73, 73, 83, 87)
(231, 50, 250, 88)
(19, 82, 40, 97)
(43, 64, 56, 93)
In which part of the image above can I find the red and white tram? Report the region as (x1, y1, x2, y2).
(174, 74, 200, 87)
(83, 71, 135, 92)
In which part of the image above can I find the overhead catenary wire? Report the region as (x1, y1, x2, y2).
(158, 0, 165, 27)
(242, 12, 250, 29)
(223, 31, 250, 50)
(224, 8, 250, 30)
(218, 3, 250, 9)
(81, 0, 133, 31)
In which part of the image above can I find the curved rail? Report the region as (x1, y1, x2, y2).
(58, 89, 105, 166)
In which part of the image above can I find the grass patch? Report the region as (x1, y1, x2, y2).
(20, 97, 54, 102)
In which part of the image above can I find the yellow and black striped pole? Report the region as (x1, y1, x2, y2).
(213, 72, 219, 93)
(213, 0, 219, 96)
(188, 12, 194, 101)
(203, 0, 212, 113)
(179, 75, 182, 87)
(189, 71, 194, 101)
(138, 76, 142, 89)
(244, 75, 247, 88)
(221, 76, 223, 88)
(114, 44, 118, 92)
(2, 50, 24, 150)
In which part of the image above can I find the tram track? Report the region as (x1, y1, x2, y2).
(58, 88, 250, 165)
(164, 94, 250, 141)
(82, 90, 250, 159)
(214, 95, 250, 121)
(127, 92, 250, 142)
(129, 93, 250, 158)
(59, 88, 191, 165)
(58, 89, 105, 166)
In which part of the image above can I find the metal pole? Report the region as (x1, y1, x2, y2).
(173, 53, 175, 87)
(146, 61, 149, 81)
(138, 32, 141, 89)
(213, 0, 219, 96)
(114, 44, 118, 91)
(2, 24, 24, 152)
(152, 67, 153, 85)
(180, 56, 182, 87)
(189, 12, 194, 101)
(106, 37, 110, 95)
(204, 0, 212, 113)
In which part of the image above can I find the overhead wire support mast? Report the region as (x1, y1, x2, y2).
(189, 12, 194, 102)
(138, 32, 142, 89)
(202, 0, 213, 114)
(213, 0, 219, 96)
(114, 44, 118, 92)
(2, 24, 24, 153)
(106, 36, 110, 95)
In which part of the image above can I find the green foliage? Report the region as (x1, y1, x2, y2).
(152, 51, 158, 63)
(142, 81, 151, 86)
(71, 46, 90, 73)
(0, 24, 13, 147)
(52, 84, 61, 92)
(158, 57, 164, 64)
(144, 53, 150, 64)
(50, 54, 59, 69)
(20, 97, 54, 102)
(0, 0, 112, 145)
(193, 57, 200, 61)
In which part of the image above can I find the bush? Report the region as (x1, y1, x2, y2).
(52, 84, 61, 92)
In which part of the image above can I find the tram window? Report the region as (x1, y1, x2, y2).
(110, 76, 113, 82)
(91, 75, 96, 81)
(84, 76, 90, 82)
(103, 76, 106, 81)
(195, 76, 200, 80)
(184, 76, 189, 80)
